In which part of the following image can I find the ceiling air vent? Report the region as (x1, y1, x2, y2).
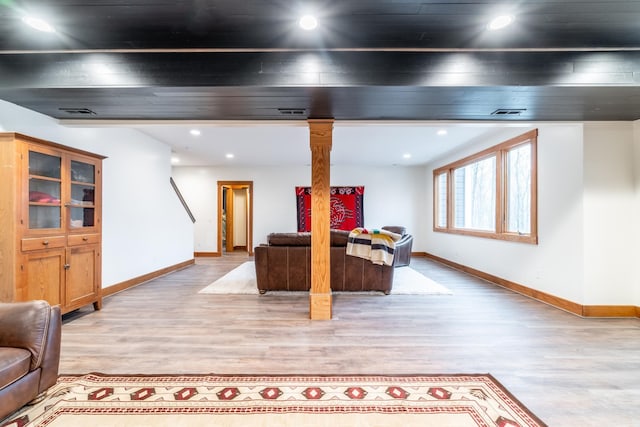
(278, 108, 306, 116)
(58, 107, 96, 115)
(491, 108, 526, 116)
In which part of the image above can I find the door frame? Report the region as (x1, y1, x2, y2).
(217, 181, 253, 256)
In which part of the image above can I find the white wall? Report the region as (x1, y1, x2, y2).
(425, 124, 587, 303)
(172, 164, 426, 253)
(0, 100, 194, 288)
(633, 121, 640, 308)
(583, 123, 636, 305)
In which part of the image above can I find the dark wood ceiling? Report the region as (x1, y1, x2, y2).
(1, 0, 640, 121)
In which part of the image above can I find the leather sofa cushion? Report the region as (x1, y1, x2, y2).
(267, 230, 350, 247)
(330, 230, 350, 246)
(0, 348, 31, 389)
(268, 233, 311, 246)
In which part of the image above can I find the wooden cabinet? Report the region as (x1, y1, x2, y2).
(22, 248, 65, 305)
(66, 243, 101, 311)
(0, 132, 104, 314)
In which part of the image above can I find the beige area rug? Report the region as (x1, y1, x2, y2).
(2, 374, 546, 427)
(198, 261, 452, 295)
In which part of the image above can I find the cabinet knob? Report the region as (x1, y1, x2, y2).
(82, 237, 88, 241)
(42, 240, 49, 246)
(63, 264, 70, 270)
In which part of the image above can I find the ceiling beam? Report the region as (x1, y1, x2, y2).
(1, 51, 639, 88)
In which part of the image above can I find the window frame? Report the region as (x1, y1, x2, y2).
(433, 129, 538, 244)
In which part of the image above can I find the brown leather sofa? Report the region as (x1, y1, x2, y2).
(255, 230, 394, 294)
(0, 300, 61, 421)
(381, 226, 414, 267)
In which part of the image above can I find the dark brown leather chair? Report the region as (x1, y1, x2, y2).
(382, 226, 413, 267)
(0, 300, 61, 420)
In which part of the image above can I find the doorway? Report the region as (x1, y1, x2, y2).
(217, 181, 253, 256)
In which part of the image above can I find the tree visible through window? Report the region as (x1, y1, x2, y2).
(506, 143, 531, 234)
(433, 129, 537, 244)
(454, 156, 496, 231)
(436, 173, 447, 228)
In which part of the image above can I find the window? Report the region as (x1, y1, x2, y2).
(433, 129, 538, 244)
(453, 156, 496, 231)
(435, 172, 447, 228)
(506, 143, 532, 234)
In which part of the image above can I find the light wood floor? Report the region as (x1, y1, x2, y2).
(61, 254, 640, 426)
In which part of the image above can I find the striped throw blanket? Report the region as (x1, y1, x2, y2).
(346, 227, 402, 266)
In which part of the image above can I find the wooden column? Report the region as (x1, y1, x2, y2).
(308, 119, 334, 320)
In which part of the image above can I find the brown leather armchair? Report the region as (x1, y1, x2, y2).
(382, 226, 414, 267)
(0, 300, 61, 421)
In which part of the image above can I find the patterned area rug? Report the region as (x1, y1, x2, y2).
(198, 262, 453, 295)
(2, 374, 546, 427)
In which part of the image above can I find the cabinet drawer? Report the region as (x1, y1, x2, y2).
(68, 233, 100, 246)
(21, 236, 66, 251)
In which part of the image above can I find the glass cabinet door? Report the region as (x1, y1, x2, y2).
(69, 159, 96, 229)
(28, 150, 62, 229)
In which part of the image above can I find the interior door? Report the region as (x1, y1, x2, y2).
(225, 187, 234, 252)
(232, 188, 248, 250)
(217, 181, 253, 256)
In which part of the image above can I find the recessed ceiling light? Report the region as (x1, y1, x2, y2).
(437, 129, 448, 136)
(226, 153, 234, 159)
(488, 15, 514, 31)
(403, 153, 412, 159)
(22, 16, 56, 33)
(299, 15, 318, 30)
(171, 156, 180, 164)
(190, 129, 201, 136)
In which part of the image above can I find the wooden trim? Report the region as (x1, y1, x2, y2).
(528, 139, 538, 240)
(421, 252, 639, 318)
(582, 306, 639, 318)
(0, 135, 19, 302)
(433, 129, 538, 176)
(194, 252, 220, 257)
(4, 132, 107, 159)
(423, 252, 582, 316)
(102, 259, 195, 297)
(434, 228, 538, 244)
